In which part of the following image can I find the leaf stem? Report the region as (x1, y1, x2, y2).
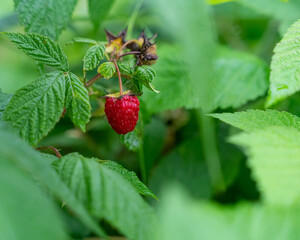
(85, 73, 102, 87)
(36, 146, 62, 158)
(113, 60, 123, 96)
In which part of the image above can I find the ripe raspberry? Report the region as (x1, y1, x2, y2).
(105, 94, 140, 134)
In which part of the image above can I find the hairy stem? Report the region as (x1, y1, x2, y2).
(113, 60, 123, 96)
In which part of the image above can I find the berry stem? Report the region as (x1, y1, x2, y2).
(113, 60, 123, 96)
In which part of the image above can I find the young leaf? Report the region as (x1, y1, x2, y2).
(0, 156, 68, 240)
(4, 32, 69, 71)
(14, 0, 78, 40)
(65, 73, 91, 131)
(132, 65, 159, 93)
(83, 43, 105, 71)
(230, 126, 300, 206)
(4, 71, 66, 145)
(0, 90, 12, 119)
(0, 122, 106, 237)
(266, 19, 300, 106)
(210, 109, 300, 132)
(88, 0, 115, 28)
(100, 160, 157, 199)
(53, 153, 157, 240)
(118, 59, 136, 76)
(98, 62, 116, 79)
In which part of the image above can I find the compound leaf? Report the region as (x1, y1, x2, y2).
(0, 153, 68, 240)
(65, 72, 91, 131)
(100, 160, 157, 199)
(83, 43, 105, 71)
(231, 126, 300, 206)
(98, 62, 116, 79)
(267, 19, 300, 106)
(211, 109, 300, 132)
(0, 122, 106, 237)
(133, 65, 159, 93)
(53, 152, 157, 240)
(14, 0, 78, 40)
(4, 32, 68, 71)
(118, 59, 136, 76)
(4, 71, 66, 145)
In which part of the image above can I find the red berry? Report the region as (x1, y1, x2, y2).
(104, 94, 140, 134)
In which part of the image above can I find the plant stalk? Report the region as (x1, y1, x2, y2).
(113, 60, 123, 96)
(196, 110, 225, 193)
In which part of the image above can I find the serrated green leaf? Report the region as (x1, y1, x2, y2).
(83, 43, 105, 71)
(53, 152, 157, 240)
(88, 0, 115, 28)
(210, 47, 268, 110)
(14, 0, 78, 40)
(65, 72, 91, 131)
(266, 19, 300, 106)
(230, 126, 300, 206)
(100, 160, 157, 200)
(119, 128, 142, 152)
(0, 90, 12, 119)
(4, 32, 68, 71)
(0, 156, 68, 240)
(4, 71, 66, 145)
(133, 65, 159, 93)
(0, 122, 106, 237)
(157, 186, 300, 240)
(98, 62, 116, 79)
(118, 59, 136, 76)
(210, 109, 300, 132)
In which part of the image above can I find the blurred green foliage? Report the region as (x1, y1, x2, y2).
(2, 0, 300, 239)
